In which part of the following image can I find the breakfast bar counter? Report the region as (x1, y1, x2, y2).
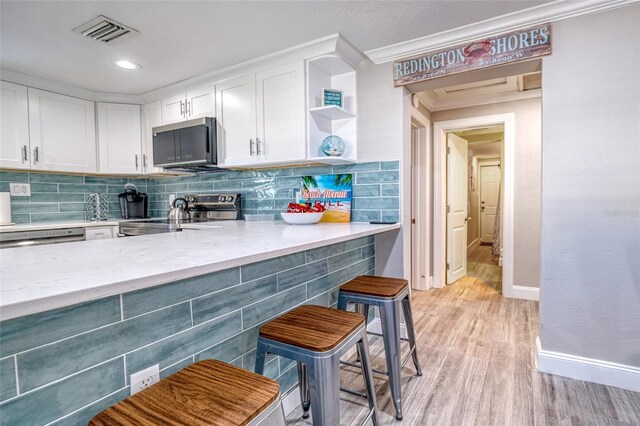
(0, 220, 400, 321)
(0, 220, 400, 425)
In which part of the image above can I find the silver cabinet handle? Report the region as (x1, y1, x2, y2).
(135, 154, 139, 170)
(33, 147, 39, 164)
(180, 101, 185, 117)
(249, 139, 255, 156)
(22, 145, 28, 163)
(143, 154, 148, 169)
(256, 138, 262, 155)
(186, 101, 191, 117)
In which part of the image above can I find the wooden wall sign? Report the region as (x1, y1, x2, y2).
(393, 24, 551, 86)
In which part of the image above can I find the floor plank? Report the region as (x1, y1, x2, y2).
(285, 245, 640, 425)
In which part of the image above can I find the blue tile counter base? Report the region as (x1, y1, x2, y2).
(0, 237, 375, 425)
(1, 161, 399, 224)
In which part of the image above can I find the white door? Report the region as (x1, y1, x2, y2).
(216, 74, 257, 166)
(186, 86, 215, 119)
(162, 93, 186, 124)
(141, 101, 165, 174)
(446, 133, 468, 284)
(97, 103, 142, 174)
(480, 162, 501, 243)
(0, 82, 30, 169)
(28, 88, 97, 173)
(256, 62, 305, 164)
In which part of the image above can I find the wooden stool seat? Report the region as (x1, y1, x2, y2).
(340, 275, 408, 299)
(259, 305, 365, 352)
(90, 359, 280, 426)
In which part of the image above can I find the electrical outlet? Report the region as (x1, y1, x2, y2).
(9, 183, 31, 196)
(130, 364, 160, 396)
(168, 193, 176, 206)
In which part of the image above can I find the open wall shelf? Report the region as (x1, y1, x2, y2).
(306, 54, 357, 164)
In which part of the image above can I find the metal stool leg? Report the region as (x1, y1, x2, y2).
(297, 362, 311, 419)
(401, 296, 422, 376)
(357, 330, 380, 426)
(254, 340, 268, 375)
(308, 355, 340, 426)
(354, 303, 370, 363)
(379, 300, 403, 421)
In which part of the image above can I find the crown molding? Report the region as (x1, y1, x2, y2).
(0, 69, 142, 103)
(365, 0, 638, 64)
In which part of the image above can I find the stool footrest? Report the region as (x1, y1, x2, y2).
(365, 330, 410, 343)
(340, 386, 367, 399)
(341, 360, 389, 376)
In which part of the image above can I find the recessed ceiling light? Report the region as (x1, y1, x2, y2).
(113, 59, 141, 70)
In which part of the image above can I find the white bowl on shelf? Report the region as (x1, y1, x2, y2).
(280, 212, 324, 225)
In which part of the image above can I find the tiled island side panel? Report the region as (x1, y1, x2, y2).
(0, 237, 375, 425)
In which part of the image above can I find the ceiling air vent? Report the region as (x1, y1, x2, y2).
(73, 15, 138, 43)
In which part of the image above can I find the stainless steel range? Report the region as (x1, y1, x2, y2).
(118, 193, 241, 236)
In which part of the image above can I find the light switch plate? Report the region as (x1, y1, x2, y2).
(9, 183, 31, 196)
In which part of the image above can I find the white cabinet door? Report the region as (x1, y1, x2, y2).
(141, 101, 165, 174)
(97, 103, 142, 174)
(28, 88, 97, 173)
(257, 62, 305, 164)
(216, 74, 257, 166)
(0, 81, 30, 169)
(162, 93, 186, 124)
(186, 86, 214, 119)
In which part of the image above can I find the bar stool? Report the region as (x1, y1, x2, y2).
(255, 304, 379, 426)
(337, 275, 422, 421)
(89, 359, 284, 426)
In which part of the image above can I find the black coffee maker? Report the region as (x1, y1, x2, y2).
(118, 184, 148, 219)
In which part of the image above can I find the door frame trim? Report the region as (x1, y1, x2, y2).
(433, 113, 515, 297)
(410, 106, 431, 291)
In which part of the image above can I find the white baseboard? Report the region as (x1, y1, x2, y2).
(511, 285, 539, 301)
(536, 337, 640, 393)
(467, 237, 480, 250)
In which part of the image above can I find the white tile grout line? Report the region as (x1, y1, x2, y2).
(1, 355, 126, 404)
(42, 386, 129, 426)
(189, 300, 194, 328)
(13, 354, 20, 396)
(123, 356, 128, 386)
(119, 295, 124, 321)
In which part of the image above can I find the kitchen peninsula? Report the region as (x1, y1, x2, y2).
(0, 221, 400, 425)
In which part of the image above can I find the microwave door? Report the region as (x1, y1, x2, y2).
(177, 125, 209, 164)
(153, 131, 177, 166)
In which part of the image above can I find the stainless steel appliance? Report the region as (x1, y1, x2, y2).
(118, 193, 241, 236)
(186, 193, 241, 220)
(167, 198, 191, 221)
(0, 228, 86, 249)
(152, 117, 218, 171)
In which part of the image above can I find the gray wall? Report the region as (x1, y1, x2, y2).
(540, 5, 640, 366)
(432, 98, 542, 288)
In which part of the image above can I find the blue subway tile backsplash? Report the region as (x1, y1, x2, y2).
(0, 161, 399, 223)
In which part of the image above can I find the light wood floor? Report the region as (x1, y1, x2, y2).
(286, 246, 640, 425)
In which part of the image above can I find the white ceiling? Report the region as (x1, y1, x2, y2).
(1, 1, 551, 95)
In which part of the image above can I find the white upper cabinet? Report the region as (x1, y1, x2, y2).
(256, 62, 306, 164)
(141, 101, 165, 174)
(97, 103, 142, 174)
(216, 74, 257, 166)
(216, 62, 305, 167)
(161, 85, 214, 124)
(28, 88, 97, 173)
(0, 81, 30, 169)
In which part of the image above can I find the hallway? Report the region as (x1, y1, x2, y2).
(286, 274, 640, 425)
(466, 243, 502, 293)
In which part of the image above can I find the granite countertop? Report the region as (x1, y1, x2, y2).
(0, 220, 401, 321)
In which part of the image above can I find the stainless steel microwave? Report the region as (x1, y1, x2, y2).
(152, 117, 218, 171)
